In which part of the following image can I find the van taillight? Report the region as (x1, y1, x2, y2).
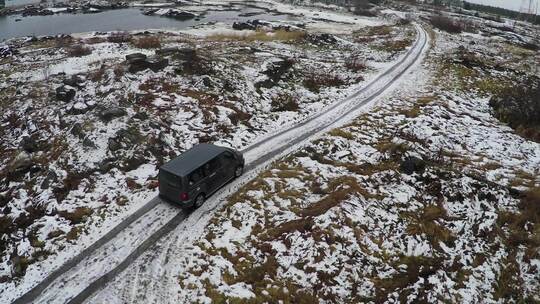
(180, 192, 189, 201)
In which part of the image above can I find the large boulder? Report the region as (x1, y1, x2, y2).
(67, 101, 91, 115)
(400, 157, 426, 175)
(40, 170, 58, 189)
(55, 86, 76, 102)
(20, 136, 38, 153)
(99, 107, 127, 122)
(63, 74, 86, 88)
(107, 128, 143, 152)
(148, 58, 169, 72)
(232, 20, 270, 31)
(306, 33, 337, 45)
(0, 45, 18, 58)
(108, 138, 122, 151)
(9, 152, 32, 172)
(70, 122, 85, 139)
(125, 53, 147, 64)
(128, 61, 150, 73)
(7, 151, 37, 181)
(162, 9, 196, 20)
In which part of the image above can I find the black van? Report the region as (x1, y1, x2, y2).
(158, 143, 244, 208)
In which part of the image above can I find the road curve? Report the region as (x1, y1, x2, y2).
(12, 23, 429, 304)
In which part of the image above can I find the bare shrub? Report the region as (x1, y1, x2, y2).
(489, 77, 540, 142)
(84, 37, 107, 44)
(228, 109, 252, 126)
(113, 64, 125, 80)
(345, 56, 367, 72)
(67, 44, 92, 57)
(209, 29, 305, 42)
(271, 93, 299, 112)
(58, 207, 93, 224)
(132, 36, 161, 49)
(303, 73, 345, 93)
(107, 32, 131, 43)
(55, 36, 73, 48)
(90, 65, 107, 82)
(429, 15, 463, 33)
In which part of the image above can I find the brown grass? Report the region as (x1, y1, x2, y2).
(108, 32, 131, 43)
(264, 217, 314, 241)
(132, 36, 161, 49)
(373, 255, 443, 302)
(298, 176, 380, 218)
(271, 93, 299, 112)
(404, 204, 455, 249)
(493, 254, 526, 301)
(361, 25, 393, 36)
(208, 29, 306, 42)
(328, 128, 355, 140)
(303, 73, 345, 93)
(379, 39, 412, 53)
(58, 207, 93, 224)
(113, 64, 125, 80)
(498, 187, 540, 248)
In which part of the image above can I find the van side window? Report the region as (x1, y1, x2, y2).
(203, 157, 221, 175)
(222, 151, 235, 160)
(189, 167, 204, 185)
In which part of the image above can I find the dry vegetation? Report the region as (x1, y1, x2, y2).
(489, 77, 540, 142)
(208, 30, 306, 42)
(67, 44, 92, 57)
(429, 15, 477, 34)
(132, 36, 161, 49)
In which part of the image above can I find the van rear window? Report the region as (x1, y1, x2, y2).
(159, 169, 181, 187)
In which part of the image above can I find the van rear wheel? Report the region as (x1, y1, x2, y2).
(235, 165, 243, 178)
(194, 194, 205, 208)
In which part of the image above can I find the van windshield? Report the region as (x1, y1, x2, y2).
(159, 169, 181, 188)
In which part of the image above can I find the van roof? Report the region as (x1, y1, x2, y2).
(160, 143, 229, 176)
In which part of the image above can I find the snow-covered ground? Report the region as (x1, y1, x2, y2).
(0, 0, 419, 302)
(1, 0, 539, 303)
(86, 11, 539, 304)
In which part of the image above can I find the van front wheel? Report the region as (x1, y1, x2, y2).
(194, 194, 205, 208)
(235, 165, 243, 178)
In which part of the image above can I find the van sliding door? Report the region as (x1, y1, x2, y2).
(203, 157, 224, 193)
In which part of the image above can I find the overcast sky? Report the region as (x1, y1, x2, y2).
(466, 0, 539, 12)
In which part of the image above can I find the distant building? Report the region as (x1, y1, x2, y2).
(0, 0, 5, 9)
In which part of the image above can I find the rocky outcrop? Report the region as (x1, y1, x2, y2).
(108, 128, 144, 152)
(21, 7, 54, 17)
(162, 9, 196, 20)
(55, 86, 76, 102)
(99, 107, 127, 122)
(67, 100, 96, 115)
(125, 53, 169, 73)
(125, 53, 147, 64)
(63, 74, 86, 88)
(400, 157, 426, 175)
(306, 33, 338, 45)
(232, 19, 271, 31)
(0, 45, 17, 58)
(19, 135, 49, 153)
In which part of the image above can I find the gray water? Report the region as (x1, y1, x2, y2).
(0, 7, 297, 41)
(5, 0, 41, 7)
